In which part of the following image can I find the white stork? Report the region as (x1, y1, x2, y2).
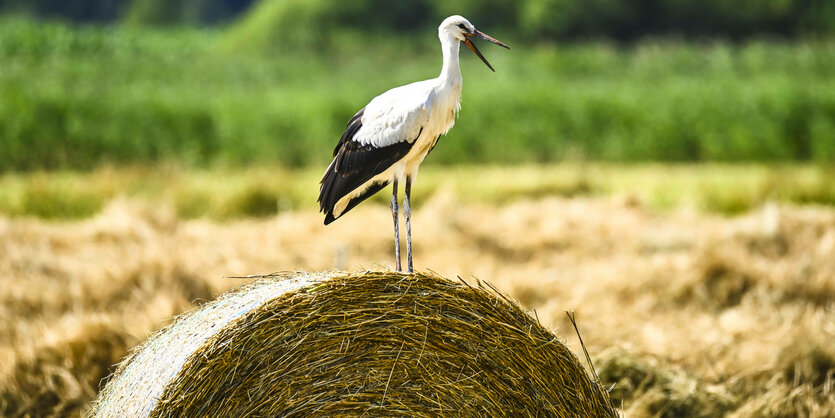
(318, 15, 509, 272)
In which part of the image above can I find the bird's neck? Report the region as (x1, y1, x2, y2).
(438, 33, 462, 86)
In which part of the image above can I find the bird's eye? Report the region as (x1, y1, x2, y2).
(457, 23, 466, 30)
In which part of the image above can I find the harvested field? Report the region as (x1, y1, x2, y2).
(1, 193, 834, 416)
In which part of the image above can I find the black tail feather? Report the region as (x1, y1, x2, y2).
(322, 180, 389, 225)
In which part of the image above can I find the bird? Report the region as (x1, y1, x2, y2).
(318, 15, 509, 273)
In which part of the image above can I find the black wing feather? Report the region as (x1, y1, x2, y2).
(333, 108, 365, 157)
(318, 110, 419, 225)
(323, 181, 388, 225)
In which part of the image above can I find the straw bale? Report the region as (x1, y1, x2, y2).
(91, 271, 617, 417)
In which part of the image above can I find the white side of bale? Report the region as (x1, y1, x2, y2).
(92, 273, 323, 417)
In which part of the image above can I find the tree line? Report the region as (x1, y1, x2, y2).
(2, 0, 832, 40)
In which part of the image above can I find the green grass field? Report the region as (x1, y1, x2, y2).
(2, 164, 834, 220)
(2, 18, 834, 171)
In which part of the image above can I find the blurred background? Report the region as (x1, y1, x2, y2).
(0, 0, 833, 218)
(1, 0, 834, 417)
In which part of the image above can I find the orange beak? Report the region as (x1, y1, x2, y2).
(464, 29, 510, 72)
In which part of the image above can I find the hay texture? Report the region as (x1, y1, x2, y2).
(91, 271, 617, 417)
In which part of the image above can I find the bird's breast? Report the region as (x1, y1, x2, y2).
(401, 86, 461, 173)
(429, 84, 461, 135)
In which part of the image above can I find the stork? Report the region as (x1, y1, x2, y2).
(318, 15, 509, 273)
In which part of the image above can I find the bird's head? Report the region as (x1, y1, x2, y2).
(439, 15, 510, 72)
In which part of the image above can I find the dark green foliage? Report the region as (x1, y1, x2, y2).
(514, 0, 831, 40)
(0, 0, 132, 23)
(224, 0, 834, 49)
(124, 0, 255, 26)
(1, 19, 834, 171)
(0, 0, 254, 25)
(2, 0, 834, 38)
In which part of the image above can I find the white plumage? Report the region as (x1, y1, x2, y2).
(353, 82, 433, 149)
(319, 15, 509, 272)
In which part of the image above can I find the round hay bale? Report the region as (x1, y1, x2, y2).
(92, 271, 618, 417)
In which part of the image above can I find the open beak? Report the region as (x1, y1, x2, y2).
(464, 30, 510, 72)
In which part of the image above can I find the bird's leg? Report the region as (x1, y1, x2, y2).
(390, 180, 401, 272)
(404, 177, 413, 273)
